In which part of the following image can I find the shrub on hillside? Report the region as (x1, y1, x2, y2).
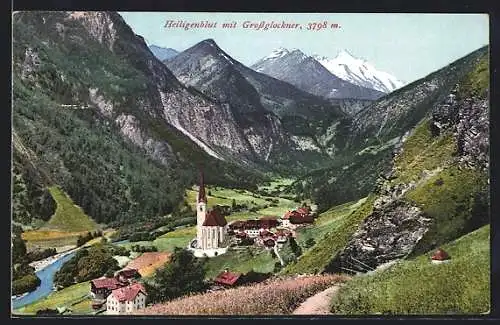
(145, 248, 208, 304)
(54, 244, 119, 288)
(12, 273, 41, 296)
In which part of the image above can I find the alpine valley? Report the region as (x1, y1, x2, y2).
(11, 11, 490, 316)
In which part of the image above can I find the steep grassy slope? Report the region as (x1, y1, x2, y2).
(44, 186, 98, 232)
(405, 166, 487, 256)
(330, 225, 490, 314)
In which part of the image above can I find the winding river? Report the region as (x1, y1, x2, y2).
(12, 250, 77, 310)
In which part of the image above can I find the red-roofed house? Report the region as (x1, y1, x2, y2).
(282, 210, 301, 227)
(106, 283, 147, 315)
(297, 206, 311, 216)
(90, 277, 126, 300)
(213, 270, 242, 287)
(116, 268, 141, 283)
(290, 214, 314, 224)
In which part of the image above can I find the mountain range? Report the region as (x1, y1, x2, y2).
(251, 47, 385, 101)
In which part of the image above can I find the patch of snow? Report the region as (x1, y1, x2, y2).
(219, 52, 234, 65)
(313, 50, 405, 93)
(263, 47, 290, 60)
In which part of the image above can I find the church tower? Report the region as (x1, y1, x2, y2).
(196, 169, 207, 247)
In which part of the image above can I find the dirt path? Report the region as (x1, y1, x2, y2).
(292, 285, 341, 315)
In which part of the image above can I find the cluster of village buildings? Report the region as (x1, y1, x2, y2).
(90, 268, 146, 314)
(88, 172, 317, 314)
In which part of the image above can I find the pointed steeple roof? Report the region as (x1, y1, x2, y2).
(198, 168, 207, 203)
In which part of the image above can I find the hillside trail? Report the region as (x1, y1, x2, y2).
(292, 285, 341, 315)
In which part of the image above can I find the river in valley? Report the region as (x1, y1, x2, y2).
(12, 250, 77, 310)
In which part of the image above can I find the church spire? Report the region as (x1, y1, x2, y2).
(198, 168, 207, 203)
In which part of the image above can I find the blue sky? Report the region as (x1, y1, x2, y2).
(119, 12, 488, 83)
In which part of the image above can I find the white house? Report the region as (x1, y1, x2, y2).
(243, 228, 260, 238)
(106, 283, 147, 315)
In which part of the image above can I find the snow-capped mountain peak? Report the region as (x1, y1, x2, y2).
(335, 49, 357, 60)
(263, 47, 290, 60)
(314, 49, 405, 93)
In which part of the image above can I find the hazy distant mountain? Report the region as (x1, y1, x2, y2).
(313, 50, 405, 93)
(149, 45, 179, 61)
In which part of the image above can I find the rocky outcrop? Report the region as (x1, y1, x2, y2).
(333, 201, 431, 272)
(431, 83, 489, 173)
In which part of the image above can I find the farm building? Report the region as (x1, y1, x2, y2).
(115, 268, 141, 283)
(106, 283, 147, 315)
(90, 277, 126, 300)
(213, 270, 243, 287)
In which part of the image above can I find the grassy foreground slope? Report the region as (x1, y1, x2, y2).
(139, 274, 348, 315)
(330, 225, 490, 315)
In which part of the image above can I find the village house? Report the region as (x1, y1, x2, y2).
(228, 217, 279, 238)
(281, 206, 314, 228)
(115, 268, 141, 283)
(90, 277, 126, 301)
(213, 270, 243, 287)
(106, 283, 147, 315)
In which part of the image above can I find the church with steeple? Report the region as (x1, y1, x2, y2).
(188, 169, 229, 257)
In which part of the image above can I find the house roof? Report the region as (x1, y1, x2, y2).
(91, 277, 124, 290)
(110, 283, 147, 302)
(260, 230, 273, 237)
(283, 211, 301, 219)
(431, 248, 450, 261)
(203, 209, 227, 226)
(263, 238, 276, 247)
(229, 220, 246, 228)
(118, 268, 140, 278)
(290, 214, 314, 224)
(214, 270, 242, 286)
(297, 207, 310, 215)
